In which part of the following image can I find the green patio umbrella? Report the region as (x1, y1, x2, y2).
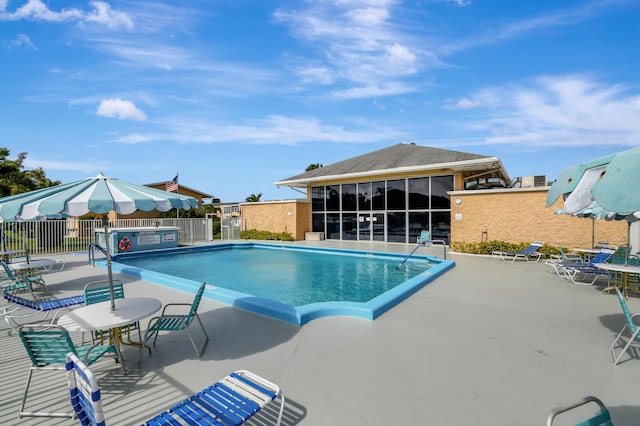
(547, 147, 640, 265)
(0, 173, 199, 309)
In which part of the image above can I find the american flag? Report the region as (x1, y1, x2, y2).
(166, 174, 178, 192)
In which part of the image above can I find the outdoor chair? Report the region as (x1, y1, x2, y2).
(610, 288, 640, 365)
(417, 230, 432, 246)
(492, 241, 544, 262)
(549, 245, 584, 263)
(0, 260, 45, 294)
(546, 396, 612, 426)
(2, 291, 84, 333)
(138, 282, 209, 361)
(18, 324, 121, 419)
(83, 280, 142, 347)
(66, 352, 285, 425)
(545, 247, 615, 283)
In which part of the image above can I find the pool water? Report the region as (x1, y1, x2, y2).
(110, 243, 455, 325)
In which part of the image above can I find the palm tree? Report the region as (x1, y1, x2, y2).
(245, 193, 262, 202)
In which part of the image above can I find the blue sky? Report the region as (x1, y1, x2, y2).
(1, 0, 639, 203)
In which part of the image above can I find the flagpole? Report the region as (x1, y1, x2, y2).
(175, 172, 179, 219)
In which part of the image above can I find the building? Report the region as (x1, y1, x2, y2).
(273, 143, 511, 244)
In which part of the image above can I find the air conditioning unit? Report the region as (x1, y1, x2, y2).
(521, 175, 547, 188)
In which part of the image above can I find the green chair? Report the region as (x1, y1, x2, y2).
(138, 282, 209, 362)
(18, 323, 121, 419)
(549, 245, 584, 263)
(611, 287, 640, 365)
(0, 260, 45, 295)
(83, 280, 142, 347)
(546, 396, 612, 425)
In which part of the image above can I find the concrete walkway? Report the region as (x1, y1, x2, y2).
(2, 242, 640, 425)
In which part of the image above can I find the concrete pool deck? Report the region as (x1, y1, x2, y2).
(2, 240, 640, 425)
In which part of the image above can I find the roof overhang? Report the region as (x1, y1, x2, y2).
(274, 157, 509, 187)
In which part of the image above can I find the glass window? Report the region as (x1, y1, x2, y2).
(312, 213, 325, 233)
(341, 184, 357, 211)
(387, 179, 406, 210)
(431, 211, 451, 244)
(408, 212, 429, 243)
(326, 213, 341, 239)
(342, 213, 357, 240)
(326, 185, 340, 211)
(387, 212, 406, 243)
(372, 181, 385, 210)
(311, 187, 325, 211)
(431, 176, 453, 209)
(358, 182, 371, 211)
(408, 177, 429, 209)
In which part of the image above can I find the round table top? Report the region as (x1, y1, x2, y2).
(594, 263, 640, 273)
(57, 297, 162, 332)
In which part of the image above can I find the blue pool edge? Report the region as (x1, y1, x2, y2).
(107, 243, 456, 326)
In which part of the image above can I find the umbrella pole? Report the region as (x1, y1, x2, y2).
(102, 216, 116, 310)
(626, 221, 631, 267)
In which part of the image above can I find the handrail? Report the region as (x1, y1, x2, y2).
(397, 239, 448, 269)
(87, 243, 107, 266)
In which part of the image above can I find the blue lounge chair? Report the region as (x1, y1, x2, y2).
(545, 246, 615, 279)
(492, 241, 544, 262)
(556, 247, 616, 285)
(66, 352, 285, 425)
(1, 291, 85, 333)
(611, 288, 640, 365)
(546, 396, 612, 426)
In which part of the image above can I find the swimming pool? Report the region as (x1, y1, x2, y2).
(110, 243, 455, 325)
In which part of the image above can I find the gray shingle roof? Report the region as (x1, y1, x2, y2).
(277, 143, 494, 183)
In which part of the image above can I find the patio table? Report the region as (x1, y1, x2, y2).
(57, 297, 162, 371)
(0, 249, 26, 262)
(594, 263, 640, 299)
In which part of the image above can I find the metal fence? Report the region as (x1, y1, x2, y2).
(0, 218, 221, 257)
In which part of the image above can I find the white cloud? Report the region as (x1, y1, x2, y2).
(444, 75, 640, 147)
(274, 0, 424, 98)
(0, 0, 133, 30)
(109, 115, 405, 145)
(96, 98, 147, 121)
(3, 33, 36, 49)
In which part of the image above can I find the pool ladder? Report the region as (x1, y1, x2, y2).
(87, 243, 108, 266)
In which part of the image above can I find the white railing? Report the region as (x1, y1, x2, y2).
(0, 218, 218, 257)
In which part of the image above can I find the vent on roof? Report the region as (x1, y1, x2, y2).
(521, 175, 547, 188)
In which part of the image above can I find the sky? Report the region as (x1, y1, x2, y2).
(1, 0, 639, 203)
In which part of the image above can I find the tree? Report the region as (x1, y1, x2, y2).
(306, 163, 323, 172)
(0, 148, 61, 197)
(245, 193, 262, 202)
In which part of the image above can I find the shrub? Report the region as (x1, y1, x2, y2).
(450, 240, 559, 258)
(240, 229, 294, 241)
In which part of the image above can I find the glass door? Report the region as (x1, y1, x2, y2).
(359, 213, 385, 241)
(358, 213, 372, 241)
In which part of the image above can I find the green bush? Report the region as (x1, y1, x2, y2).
(240, 229, 294, 241)
(450, 240, 559, 258)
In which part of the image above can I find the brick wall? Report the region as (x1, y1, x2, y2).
(450, 188, 627, 248)
(241, 200, 311, 240)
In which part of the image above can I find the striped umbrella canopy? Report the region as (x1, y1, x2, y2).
(0, 173, 197, 221)
(0, 173, 199, 309)
(547, 147, 640, 265)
